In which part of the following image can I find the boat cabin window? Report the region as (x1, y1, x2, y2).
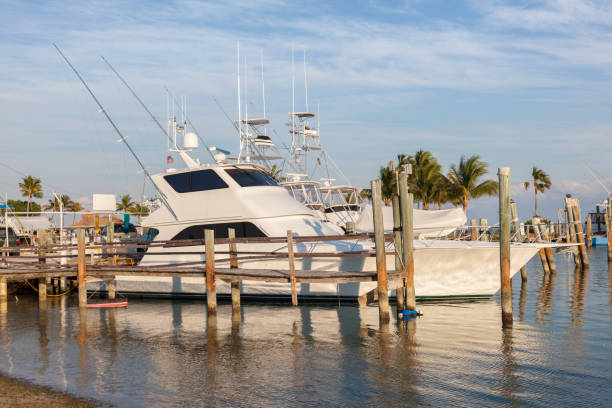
(164, 170, 228, 193)
(171, 222, 267, 240)
(225, 168, 278, 187)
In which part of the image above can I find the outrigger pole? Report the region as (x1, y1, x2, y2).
(53, 44, 178, 220)
(101, 56, 216, 162)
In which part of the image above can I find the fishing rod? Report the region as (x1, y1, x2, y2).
(101, 56, 216, 162)
(583, 163, 611, 195)
(53, 44, 178, 220)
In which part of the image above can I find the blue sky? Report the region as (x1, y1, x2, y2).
(1, 0, 611, 221)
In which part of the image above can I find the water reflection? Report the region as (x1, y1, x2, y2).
(500, 327, 519, 404)
(0, 249, 611, 406)
(570, 268, 588, 328)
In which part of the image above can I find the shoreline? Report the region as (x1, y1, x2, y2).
(0, 372, 98, 407)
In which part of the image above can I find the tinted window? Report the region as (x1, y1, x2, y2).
(226, 168, 278, 187)
(164, 170, 228, 193)
(171, 222, 266, 240)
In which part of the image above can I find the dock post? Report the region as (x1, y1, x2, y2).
(479, 218, 488, 241)
(586, 216, 593, 249)
(565, 197, 582, 269)
(392, 195, 404, 310)
(371, 179, 390, 324)
(77, 228, 87, 307)
(0, 278, 6, 306)
(228, 228, 240, 312)
(498, 167, 513, 326)
(470, 219, 478, 241)
(107, 221, 116, 299)
(608, 196, 612, 262)
(542, 226, 557, 275)
(399, 172, 416, 311)
(511, 201, 527, 281)
(204, 229, 216, 315)
(571, 200, 589, 268)
(533, 218, 551, 275)
(287, 230, 298, 306)
(38, 229, 47, 304)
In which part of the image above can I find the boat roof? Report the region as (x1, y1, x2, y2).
(242, 118, 270, 125)
(294, 112, 315, 118)
(281, 180, 322, 187)
(321, 185, 358, 193)
(162, 162, 269, 176)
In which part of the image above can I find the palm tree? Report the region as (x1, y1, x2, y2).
(131, 202, 150, 223)
(44, 194, 74, 227)
(266, 164, 286, 183)
(524, 167, 551, 217)
(447, 155, 498, 213)
(18, 175, 43, 216)
(378, 163, 396, 206)
(403, 150, 444, 210)
(116, 195, 136, 212)
(69, 201, 83, 223)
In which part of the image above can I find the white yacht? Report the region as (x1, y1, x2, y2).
(104, 161, 544, 300)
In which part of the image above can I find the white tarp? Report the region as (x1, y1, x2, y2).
(354, 205, 467, 238)
(2, 216, 52, 233)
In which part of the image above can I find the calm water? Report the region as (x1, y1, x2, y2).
(0, 248, 611, 407)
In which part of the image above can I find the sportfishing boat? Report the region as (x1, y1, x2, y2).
(57, 46, 545, 301)
(107, 155, 543, 300)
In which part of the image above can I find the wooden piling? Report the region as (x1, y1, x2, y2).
(371, 179, 390, 324)
(77, 228, 87, 307)
(510, 201, 527, 281)
(205, 229, 216, 315)
(498, 167, 513, 326)
(107, 221, 116, 299)
(392, 195, 404, 310)
(533, 218, 551, 275)
(565, 198, 582, 269)
(570, 201, 589, 268)
(586, 216, 593, 249)
(38, 229, 47, 304)
(470, 219, 478, 241)
(287, 230, 298, 306)
(479, 218, 488, 241)
(0, 278, 6, 305)
(399, 172, 416, 311)
(228, 228, 240, 312)
(540, 223, 557, 274)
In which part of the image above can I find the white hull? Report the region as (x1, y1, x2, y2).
(93, 240, 541, 299)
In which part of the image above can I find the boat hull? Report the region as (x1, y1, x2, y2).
(91, 240, 541, 299)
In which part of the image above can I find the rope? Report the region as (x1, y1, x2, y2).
(24, 278, 77, 297)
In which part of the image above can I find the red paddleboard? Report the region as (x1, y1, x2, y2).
(86, 300, 128, 308)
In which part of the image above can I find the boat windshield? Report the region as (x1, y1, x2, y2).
(322, 187, 361, 212)
(225, 168, 278, 187)
(283, 183, 324, 210)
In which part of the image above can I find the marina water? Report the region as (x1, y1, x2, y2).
(0, 247, 610, 407)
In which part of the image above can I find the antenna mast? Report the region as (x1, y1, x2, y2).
(237, 41, 242, 163)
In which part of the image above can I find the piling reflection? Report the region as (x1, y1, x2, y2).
(536, 259, 557, 322)
(38, 300, 49, 376)
(500, 327, 519, 404)
(519, 281, 527, 321)
(77, 307, 89, 392)
(570, 268, 588, 328)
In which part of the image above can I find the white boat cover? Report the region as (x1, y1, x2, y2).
(354, 205, 467, 238)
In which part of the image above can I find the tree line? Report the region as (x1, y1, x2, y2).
(9, 175, 149, 218)
(372, 150, 552, 216)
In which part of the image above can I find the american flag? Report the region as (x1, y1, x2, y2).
(167, 155, 174, 164)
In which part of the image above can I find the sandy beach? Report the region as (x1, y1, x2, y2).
(0, 373, 96, 407)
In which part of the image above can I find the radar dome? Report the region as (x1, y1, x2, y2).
(183, 132, 198, 150)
